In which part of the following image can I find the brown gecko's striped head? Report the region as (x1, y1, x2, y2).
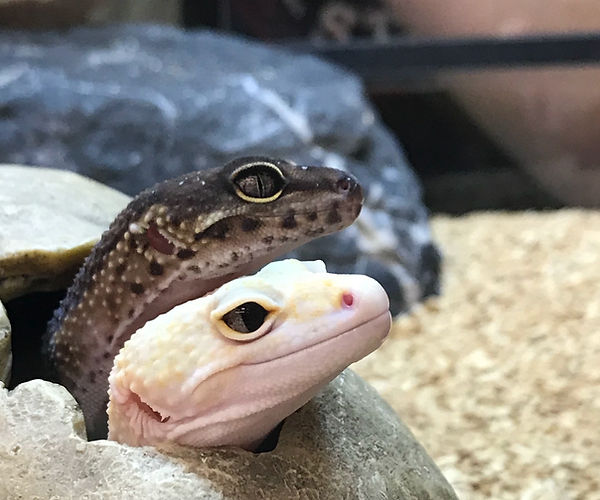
(124, 156, 362, 260)
(46, 156, 362, 439)
(103, 156, 362, 300)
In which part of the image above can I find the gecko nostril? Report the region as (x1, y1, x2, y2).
(336, 177, 351, 193)
(341, 292, 355, 308)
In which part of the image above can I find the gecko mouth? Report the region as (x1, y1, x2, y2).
(130, 391, 171, 424)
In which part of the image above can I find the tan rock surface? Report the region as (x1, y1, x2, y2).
(0, 165, 130, 301)
(354, 210, 600, 499)
(0, 371, 457, 499)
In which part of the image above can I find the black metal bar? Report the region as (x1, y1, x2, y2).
(281, 32, 600, 91)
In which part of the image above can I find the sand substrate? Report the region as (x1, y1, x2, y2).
(353, 210, 600, 500)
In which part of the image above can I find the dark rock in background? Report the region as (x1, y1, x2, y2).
(0, 24, 440, 314)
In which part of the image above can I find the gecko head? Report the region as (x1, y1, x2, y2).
(120, 156, 362, 268)
(107, 259, 391, 450)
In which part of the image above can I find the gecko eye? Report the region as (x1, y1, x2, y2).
(218, 301, 275, 341)
(231, 162, 286, 203)
(222, 301, 268, 332)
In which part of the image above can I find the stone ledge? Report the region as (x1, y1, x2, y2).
(0, 370, 457, 499)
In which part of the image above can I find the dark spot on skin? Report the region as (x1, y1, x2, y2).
(149, 260, 164, 276)
(241, 217, 261, 232)
(332, 201, 340, 210)
(176, 248, 196, 260)
(231, 251, 239, 261)
(81, 387, 88, 393)
(107, 335, 114, 343)
(326, 209, 342, 224)
(202, 220, 230, 240)
(219, 263, 228, 268)
(89, 371, 96, 384)
(262, 236, 274, 245)
(116, 262, 126, 274)
(105, 296, 116, 311)
(128, 308, 134, 318)
(103, 352, 110, 359)
(194, 232, 203, 241)
(279, 236, 289, 243)
(282, 215, 297, 229)
(205, 261, 211, 267)
(307, 211, 318, 221)
(130, 282, 145, 295)
(188, 265, 201, 273)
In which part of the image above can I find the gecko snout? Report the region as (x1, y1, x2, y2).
(337, 273, 391, 346)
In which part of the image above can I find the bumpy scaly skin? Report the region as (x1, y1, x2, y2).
(44, 157, 362, 439)
(108, 259, 391, 450)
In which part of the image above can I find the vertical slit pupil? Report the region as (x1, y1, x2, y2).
(234, 164, 283, 199)
(256, 172, 266, 197)
(222, 302, 269, 333)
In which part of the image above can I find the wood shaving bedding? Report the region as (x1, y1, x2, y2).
(353, 210, 600, 499)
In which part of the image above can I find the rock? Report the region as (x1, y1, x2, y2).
(0, 300, 10, 386)
(0, 25, 439, 314)
(0, 165, 131, 301)
(0, 370, 457, 499)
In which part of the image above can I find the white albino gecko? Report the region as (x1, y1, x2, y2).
(107, 259, 391, 450)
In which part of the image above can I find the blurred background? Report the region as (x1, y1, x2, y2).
(3, 0, 600, 213)
(2, 2, 600, 499)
